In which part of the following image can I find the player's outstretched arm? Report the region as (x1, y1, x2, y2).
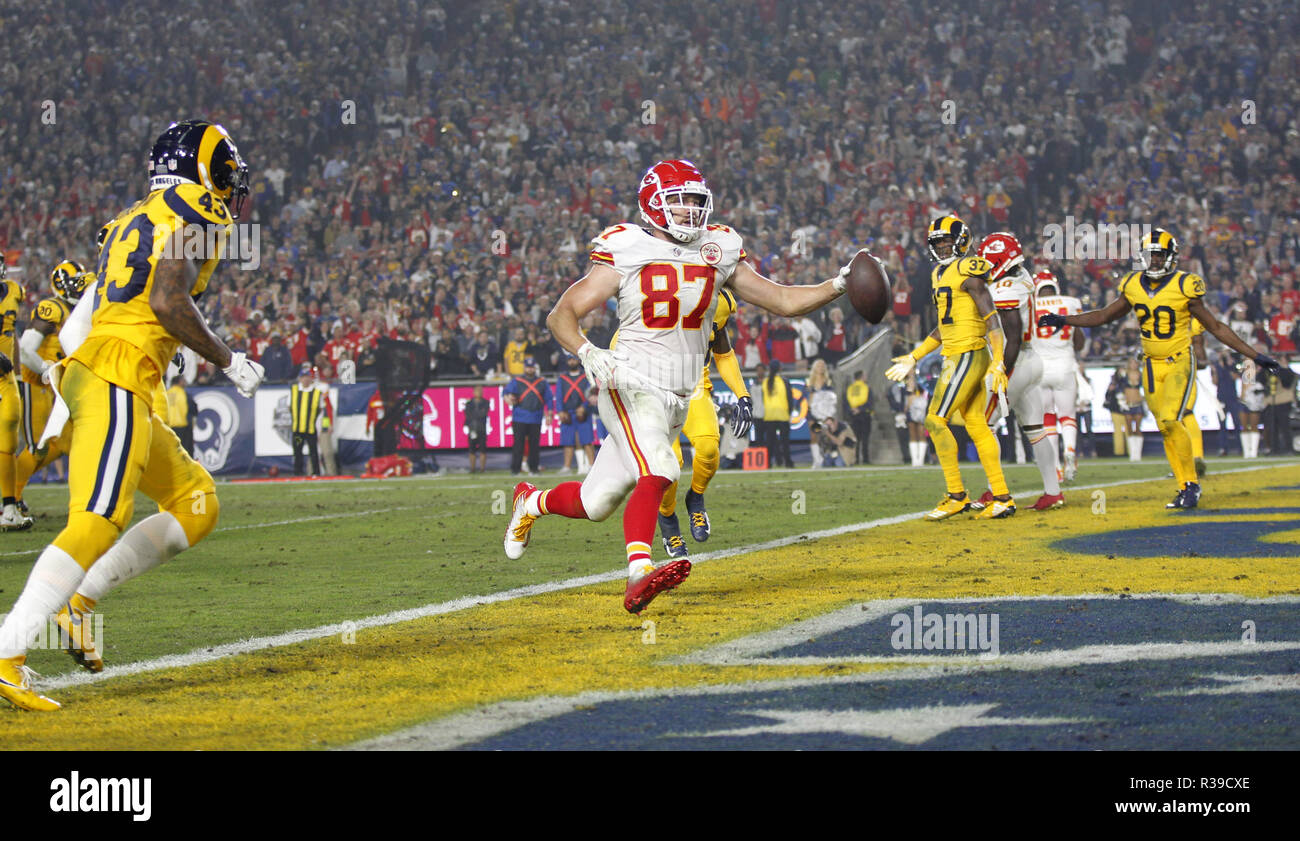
(1041, 296, 1130, 330)
(727, 260, 842, 317)
(546, 263, 620, 355)
(150, 255, 233, 368)
(1190, 298, 1281, 370)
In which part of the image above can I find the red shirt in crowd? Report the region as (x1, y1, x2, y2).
(1269, 313, 1297, 352)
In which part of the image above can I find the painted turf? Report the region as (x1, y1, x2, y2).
(1, 465, 1297, 749)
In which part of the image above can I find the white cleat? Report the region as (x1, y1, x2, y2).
(0, 503, 33, 532)
(503, 482, 538, 560)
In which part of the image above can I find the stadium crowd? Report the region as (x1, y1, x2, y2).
(1, 0, 1298, 400)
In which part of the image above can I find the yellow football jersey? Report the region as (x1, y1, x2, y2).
(22, 297, 70, 384)
(0, 279, 24, 367)
(1119, 270, 1205, 359)
(74, 183, 231, 400)
(931, 255, 992, 356)
(698, 288, 737, 391)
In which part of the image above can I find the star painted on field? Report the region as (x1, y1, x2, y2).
(1171, 673, 1300, 696)
(669, 704, 1085, 745)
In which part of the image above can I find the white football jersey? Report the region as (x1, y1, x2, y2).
(592, 222, 746, 396)
(1031, 294, 1083, 360)
(989, 266, 1036, 346)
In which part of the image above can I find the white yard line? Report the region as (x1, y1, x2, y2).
(30, 463, 1300, 691)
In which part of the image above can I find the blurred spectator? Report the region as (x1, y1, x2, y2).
(464, 385, 491, 473)
(845, 369, 871, 464)
(815, 416, 857, 467)
(503, 356, 552, 475)
(760, 360, 794, 468)
(261, 331, 294, 382)
(290, 365, 325, 476)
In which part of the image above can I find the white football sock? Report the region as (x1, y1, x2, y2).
(809, 443, 823, 469)
(0, 545, 85, 658)
(1061, 419, 1077, 461)
(1014, 434, 1026, 464)
(1031, 437, 1061, 495)
(77, 513, 191, 603)
(1128, 435, 1143, 462)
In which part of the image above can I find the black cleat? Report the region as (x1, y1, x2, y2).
(658, 513, 689, 559)
(684, 490, 711, 542)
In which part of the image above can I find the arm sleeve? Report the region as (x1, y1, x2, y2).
(713, 349, 749, 397)
(19, 329, 47, 375)
(59, 279, 98, 355)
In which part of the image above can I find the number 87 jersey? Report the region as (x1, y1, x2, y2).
(590, 222, 746, 397)
(74, 183, 232, 401)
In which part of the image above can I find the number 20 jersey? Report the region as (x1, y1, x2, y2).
(1118, 269, 1205, 360)
(73, 183, 232, 401)
(590, 223, 746, 397)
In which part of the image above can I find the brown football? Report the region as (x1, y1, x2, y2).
(844, 249, 891, 323)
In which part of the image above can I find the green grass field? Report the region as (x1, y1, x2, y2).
(0, 457, 1275, 677)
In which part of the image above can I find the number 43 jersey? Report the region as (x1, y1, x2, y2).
(590, 223, 745, 397)
(1118, 269, 1205, 360)
(73, 183, 232, 401)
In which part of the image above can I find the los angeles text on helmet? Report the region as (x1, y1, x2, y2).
(1040, 216, 1152, 265)
(155, 221, 261, 270)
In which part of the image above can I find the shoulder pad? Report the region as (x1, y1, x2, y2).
(958, 256, 991, 277)
(162, 183, 233, 228)
(589, 223, 635, 265)
(1181, 272, 1206, 298)
(706, 223, 735, 235)
(35, 299, 66, 324)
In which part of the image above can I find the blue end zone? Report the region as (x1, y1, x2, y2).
(766, 599, 1298, 659)
(457, 597, 1300, 750)
(1053, 509, 1300, 558)
(462, 650, 1300, 750)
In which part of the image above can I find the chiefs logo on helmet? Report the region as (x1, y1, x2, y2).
(977, 232, 1025, 280)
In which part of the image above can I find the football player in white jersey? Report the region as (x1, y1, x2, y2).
(503, 159, 852, 613)
(975, 233, 1064, 510)
(1030, 270, 1087, 480)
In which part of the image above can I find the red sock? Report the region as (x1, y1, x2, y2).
(624, 475, 671, 565)
(537, 482, 587, 519)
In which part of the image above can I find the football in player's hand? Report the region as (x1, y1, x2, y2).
(844, 250, 891, 324)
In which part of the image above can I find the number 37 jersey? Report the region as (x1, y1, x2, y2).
(73, 183, 232, 401)
(590, 223, 746, 397)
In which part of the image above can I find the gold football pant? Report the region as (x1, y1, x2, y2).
(925, 348, 1008, 498)
(0, 373, 20, 500)
(1144, 353, 1197, 488)
(660, 386, 721, 517)
(53, 361, 219, 569)
(15, 382, 68, 500)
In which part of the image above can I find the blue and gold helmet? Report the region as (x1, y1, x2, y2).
(147, 119, 250, 217)
(926, 214, 971, 265)
(51, 260, 89, 304)
(1138, 227, 1178, 278)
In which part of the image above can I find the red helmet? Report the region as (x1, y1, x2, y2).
(638, 159, 713, 243)
(1033, 269, 1060, 296)
(977, 232, 1025, 280)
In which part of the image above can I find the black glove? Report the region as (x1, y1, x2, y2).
(0, 353, 12, 376)
(1037, 312, 1067, 332)
(731, 395, 753, 438)
(1255, 354, 1281, 374)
